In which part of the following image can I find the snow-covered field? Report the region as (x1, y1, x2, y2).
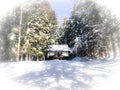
(0, 57, 120, 90)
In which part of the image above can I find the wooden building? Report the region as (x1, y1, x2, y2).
(45, 45, 72, 60)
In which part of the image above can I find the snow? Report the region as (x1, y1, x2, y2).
(0, 58, 120, 90)
(47, 45, 71, 51)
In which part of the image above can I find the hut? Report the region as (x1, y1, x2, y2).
(45, 45, 72, 60)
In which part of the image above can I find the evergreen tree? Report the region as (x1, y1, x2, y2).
(59, 0, 120, 58)
(20, 0, 57, 61)
(0, 0, 57, 61)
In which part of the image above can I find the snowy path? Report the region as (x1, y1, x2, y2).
(0, 58, 120, 90)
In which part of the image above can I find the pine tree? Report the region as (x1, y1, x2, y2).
(59, 0, 120, 58)
(0, 0, 57, 61)
(20, 0, 57, 61)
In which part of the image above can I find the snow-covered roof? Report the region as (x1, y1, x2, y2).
(46, 45, 71, 51)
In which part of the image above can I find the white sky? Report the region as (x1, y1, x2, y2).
(0, 0, 120, 19)
(0, 0, 25, 18)
(96, 0, 120, 18)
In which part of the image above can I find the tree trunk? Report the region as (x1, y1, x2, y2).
(37, 56, 39, 61)
(43, 55, 45, 61)
(26, 53, 29, 61)
(110, 35, 117, 58)
(29, 55, 31, 61)
(117, 32, 120, 55)
(20, 55, 23, 61)
(106, 42, 110, 58)
(16, 6, 23, 62)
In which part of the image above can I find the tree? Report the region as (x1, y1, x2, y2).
(59, 0, 120, 58)
(0, 10, 20, 61)
(21, 0, 57, 61)
(0, 0, 57, 61)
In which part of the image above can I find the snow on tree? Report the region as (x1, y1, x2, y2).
(20, 0, 57, 61)
(0, 0, 57, 61)
(59, 0, 120, 58)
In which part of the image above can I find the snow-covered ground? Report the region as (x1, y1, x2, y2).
(0, 57, 120, 90)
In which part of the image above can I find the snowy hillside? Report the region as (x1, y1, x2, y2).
(0, 58, 120, 90)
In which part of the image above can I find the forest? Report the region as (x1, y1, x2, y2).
(0, 0, 120, 61)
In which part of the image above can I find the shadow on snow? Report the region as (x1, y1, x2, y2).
(12, 60, 110, 90)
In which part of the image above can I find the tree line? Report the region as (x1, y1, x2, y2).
(0, 0, 58, 61)
(0, 0, 120, 61)
(59, 0, 120, 59)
